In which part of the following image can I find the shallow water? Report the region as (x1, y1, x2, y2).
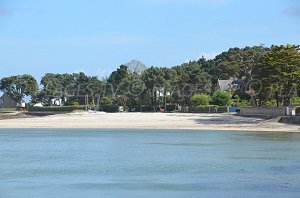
(0, 129, 300, 198)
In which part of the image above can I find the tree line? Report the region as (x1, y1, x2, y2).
(1, 44, 299, 111)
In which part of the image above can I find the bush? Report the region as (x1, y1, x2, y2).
(28, 106, 86, 112)
(101, 96, 113, 106)
(190, 93, 211, 106)
(263, 100, 276, 107)
(211, 90, 231, 106)
(70, 101, 80, 106)
(99, 105, 118, 113)
(296, 107, 300, 115)
(166, 104, 176, 112)
(141, 106, 152, 112)
(291, 97, 300, 104)
(189, 106, 227, 113)
(239, 100, 251, 107)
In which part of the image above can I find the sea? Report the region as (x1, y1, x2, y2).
(0, 129, 300, 198)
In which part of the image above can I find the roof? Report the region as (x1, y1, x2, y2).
(0, 93, 25, 103)
(218, 80, 234, 90)
(0, 93, 16, 101)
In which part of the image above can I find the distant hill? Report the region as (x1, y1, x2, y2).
(124, 59, 147, 74)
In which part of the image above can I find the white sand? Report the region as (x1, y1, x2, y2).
(0, 112, 299, 132)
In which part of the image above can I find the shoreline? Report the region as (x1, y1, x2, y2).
(0, 112, 299, 133)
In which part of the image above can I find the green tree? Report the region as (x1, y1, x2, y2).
(173, 61, 212, 106)
(190, 93, 211, 106)
(142, 66, 165, 111)
(124, 72, 145, 110)
(39, 73, 102, 106)
(107, 65, 129, 93)
(212, 46, 268, 81)
(257, 45, 300, 106)
(0, 74, 38, 103)
(161, 67, 177, 110)
(39, 73, 75, 104)
(211, 90, 231, 106)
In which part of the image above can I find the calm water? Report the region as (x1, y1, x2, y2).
(0, 129, 300, 198)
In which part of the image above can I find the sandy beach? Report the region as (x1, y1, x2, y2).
(0, 112, 299, 132)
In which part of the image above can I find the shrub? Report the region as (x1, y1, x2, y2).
(190, 93, 211, 106)
(189, 106, 227, 113)
(100, 97, 113, 106)
(239, 100, 251, 107)
(263, 100, 276, 107)
(211, 90, 231, 106)
(70, 101, 80, 106)
(296, 107, 300, 115)
(141, 106, 152, 112)
(99, 105, 118, 113)
(28, 106, 86, 112)
(166, 104, 176, 112)
(291, 97, 300, 104)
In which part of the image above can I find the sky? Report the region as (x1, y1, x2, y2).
(0, 0, 300, 81)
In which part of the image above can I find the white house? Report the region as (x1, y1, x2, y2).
(51, 98, 63, 106)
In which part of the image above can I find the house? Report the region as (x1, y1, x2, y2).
(50, 97, 67, 106)
(51, 98, 63, 106)
(217, 79, 243, 91)
(156, 88, 171, 97)
(0, 93, 25, 109)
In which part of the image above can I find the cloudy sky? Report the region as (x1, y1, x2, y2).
(0, 0, 299, 80)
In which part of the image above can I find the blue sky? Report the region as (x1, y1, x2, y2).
(0, 0, 299, 81)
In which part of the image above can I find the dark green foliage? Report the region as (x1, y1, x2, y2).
(0, 74, 38, 102)
(213, 46, 268, 80)
(141, 106, 152, 112)
(70, 102, 80, 106)
(256, 45, 300, 106)
(296, 107, 300, 115)
(37, 72, 102, 105)
(99, 105, 119, 113)
(28, 106, 86, 112)
(189, 106, 228, 113)
(166, 105, 176, 112)
(100, 96, 113, 106)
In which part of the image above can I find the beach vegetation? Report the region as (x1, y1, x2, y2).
(191, 94, 211, 106)
(0, 75, 38, 103)
(263, 100, 277, 107)
(239, 100, 251, 107)
(291, 97, 300, 105)
(1, 44, 299, 112)
(211, 90, 232, 106)
(70, 102, 80, 106)
(256, 45, 300, 107)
